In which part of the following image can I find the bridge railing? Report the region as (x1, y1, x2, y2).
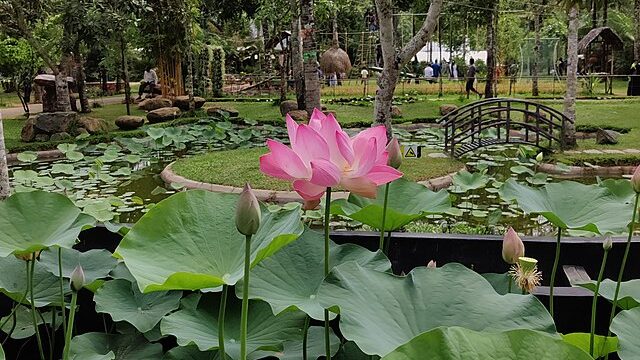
(441, 98, 573, 157)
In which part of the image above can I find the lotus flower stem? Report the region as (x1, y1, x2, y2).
(302, 316, 310, 360)
(590, 244, 610, 356)
(606, 193, 640, 335)
(62, 290, 78, 360)
(28, 258, 45, 360)
(218, 284, 228, 360)
(323, 187, 332, 360)
(379, 183, 390, 251)
(240, 234, 252, 360)
(0, 284, 29, 331)
(507, 277, 512, 293)
(58, 247, 67, 336)
(549, 229, 562, 318)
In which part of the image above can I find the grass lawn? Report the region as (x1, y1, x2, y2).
(171, 147, 464, 191)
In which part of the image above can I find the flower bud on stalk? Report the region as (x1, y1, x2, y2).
(70, 265, 85, 292)
(427, 260, 437, 268)
(536, 152, 544, 162)
(386, 137, 402, 170)
(631, 165, 640, 194)
(236, 184, 261, 236)
(502, 227, 525, 265)
(603, 237, 613, 251)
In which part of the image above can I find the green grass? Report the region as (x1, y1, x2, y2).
(171, 147, 464, 191)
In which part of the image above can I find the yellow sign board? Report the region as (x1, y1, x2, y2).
(401, 145, 422, 159)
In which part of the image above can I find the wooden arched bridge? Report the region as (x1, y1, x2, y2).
(441, 98, 573, 157)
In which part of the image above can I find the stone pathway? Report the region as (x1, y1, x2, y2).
(0, 95, 125, 119)
(564, 149, 640, 155)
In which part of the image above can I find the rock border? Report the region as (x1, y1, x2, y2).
(538, 163, 637, 178)
(161, 162, 458, 203)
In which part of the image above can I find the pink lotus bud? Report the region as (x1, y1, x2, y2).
(632, 165, 640, 193)
(603, 237, 613, 251)
(236, 184, 261, 236)
(386, 137, 402, 169)
(502, 227, 525, 265)
(427, 260, 437, 268)
(303, 199, 321, 211)
(70, 265, 85, 292)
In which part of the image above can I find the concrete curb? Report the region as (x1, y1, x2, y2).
(6, 149, 64, 164)
(161, 162, 458, 203)
(538, 163, 637, 177)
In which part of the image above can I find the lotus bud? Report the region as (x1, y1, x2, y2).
(502, 227, 525, 265)
(632, 165, 640, 193)
(535, 152, 544, 162)
(427, 260, 437, 268)
(386, 137, 402, 170)
(70, 265, 85, 292)
(236, 184, 261, 236)
(303, 199, 321, 211)
(603, 237, 613, 251)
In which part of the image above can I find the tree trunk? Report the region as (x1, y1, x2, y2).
(591, 0, 598, 28)
(484, 0, 497, 98)
(563, 4, 578, 148)
(120, 36, 131, 116)
(187, 50, 195, 112)
(301, 0, 321, 114)
(290, 0, 305, 110)
(636, 0, 640, 60)
(532, 2, 541, 96)
(603, 0, 608, 25)
(262, 21, 273, 76)
(74, 51, 91, 113)
(279, 38, 288, 102)
(55, 60, 72, 112)
(374, 0, 443, 137)
(0, 115, 10, 200)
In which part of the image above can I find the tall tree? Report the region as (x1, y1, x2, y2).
(374, 0, 443, 137)
(532, 0, 542, 97)
(300, 0, 321, 113)
(562, 0, 582, 148)
(290, 0, 305, 109)
(484, 0, 498, 98)
(635, 0, 640, 60)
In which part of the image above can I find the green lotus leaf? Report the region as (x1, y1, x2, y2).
(69, 332, 163, 360)
(160, 293, 306, 359)
(51, 164, 76, 175)
(576, 279, 640, 310)
(249, 326, 340, 360)
(317, 262, 556, 356)
(66, 151, 85, 162)
(0, 306, 62, 339)
(95, 279, 182, 332)
(237, 229, 391, 320)
(115, 190, 303, 292)
(39, 248, 118, 287)
(451, 170, 490, 192)
(481, 273, 523, 294)
(334, 342, 369, 360)
(381, 327, 592, 360)
(510, 165, 534, 175)
(499, 179, 632, 234)
(330, 178, 453, 231)
(163, 345, 216, 360)
(0, 191, 95, 257)
(57, 143, 78, 153)
(0, 255, 69, 307)
(16, 151, 38, 163)
(598, 178, 635, 202)
(562, 332, 618, 358)
(0, 343, 4, 360)
(611, 307, 640, 359)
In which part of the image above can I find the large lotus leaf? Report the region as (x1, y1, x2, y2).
(598, 178, 636, 202)
(0, 307, 62, 339)
(163, 345, 217, 360)
(115, 190, 303, 292)
(576, 279, 640, 310)
(611, 307, 640, 359)
(499, 179, 632, 234)
(317, 262, 556, 357)
(237, 229, 391, 320)
(481, 273, 523, 294)
(249, 326, 340, 360)
(69, 332, 163, 360)
(0, 344, 4, 360)
(334, 342, 369, 360)
(39, 248, 118, 288)
(160, 293, 306, 360)
(330, 178, 453, 231)
(0, 255, 69, 307)
(451, 170, 490, 192)
(562, 332, 618, 358)
(95, 279, 182, 332)
(380, 327, 592, 360)
(0, 191, 95, 257)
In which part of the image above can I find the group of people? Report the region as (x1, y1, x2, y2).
(423, 59, 459, 82)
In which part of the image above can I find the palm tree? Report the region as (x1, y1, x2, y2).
(0, 116, 10, 200)
(300, 0, 321, 114)
(562, 0, 587, 148)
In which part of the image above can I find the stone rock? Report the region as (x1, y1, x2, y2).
(138, 97, 173, 111)
(34, 74, 74, 87)
(596, 129, 620, 145)
(147, 107, 181, 124)
(206, 106, 239, 117)
(35, 134, 50, 142)
(21, 118, 37, 142)
(279, 100, 298, 116)
(172, 96, 206, 111)
(287, 110, 309, 123)
(34, 112, 78, 134)
(50, 132, 72, 142)
(440, 104, 458, 116)
(391, 105, 402, 118)
(115, 116, 145, 130)
(78, 117, 109, 134)
(77, 128, 89, 136)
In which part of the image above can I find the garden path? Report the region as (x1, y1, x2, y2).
(0, 95, 125, 119)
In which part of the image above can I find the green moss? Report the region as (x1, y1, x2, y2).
(171, 147, 464, 191)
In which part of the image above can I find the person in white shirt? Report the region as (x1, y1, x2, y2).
(360, 68, 369, 84)
(424, 63, 434, 83)
(137, 67, 158, 99)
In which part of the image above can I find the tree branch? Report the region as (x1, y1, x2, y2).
(8, 0, 59, 73)
(397, 0, 444, 67)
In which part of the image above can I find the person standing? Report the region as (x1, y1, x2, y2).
(432, 59, 441, 78)
(465, 58, 482, 99)
(424, 62, 434, 83)
(451, 60, 458, 80)
(360, 67, 369, 85)
(137, 66, 158, 100)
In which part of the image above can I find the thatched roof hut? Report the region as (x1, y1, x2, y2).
(319, 19, 352, 75)
(578, 27, 623, 54)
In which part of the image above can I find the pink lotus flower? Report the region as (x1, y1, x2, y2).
(260, 109, 403, 200)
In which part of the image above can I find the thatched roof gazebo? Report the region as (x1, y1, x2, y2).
(578, 27, 624, 94)
(320, 21, 352, 76)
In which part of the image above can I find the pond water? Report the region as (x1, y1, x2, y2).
(7, 116, 613, 235)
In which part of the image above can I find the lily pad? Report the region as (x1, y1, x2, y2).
(499, 179, 633, 234)
(0, 307, 62, 339)
(330, 178, 453, 231)
(0, 255, 69, 306)
(238, 229, 391, 320)
(16, 152, 38, 163)
(381, 327, 592, 360)
(562, 332, 618, 358)
(163, 345, 216, 360)
(317, 262, 556, 356)
(0, 191, 94, 257)
(451, 170, 490, 192)
(249, 326, 340, 360)
(611, 307, 640, 360)
(69, 332, 163, 360)
(39, 248, 118, 288)
(576, 279, 640, 310)
(115, 190, 303, 292)
(510, 165, 534, 175)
